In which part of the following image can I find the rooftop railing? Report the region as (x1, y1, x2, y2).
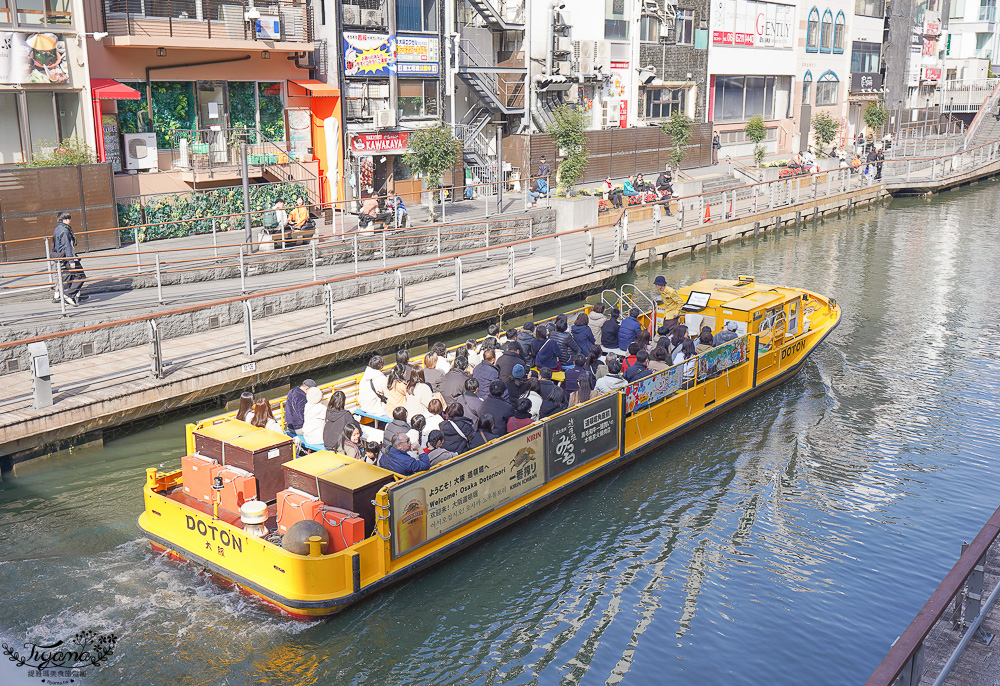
(102, 0, 313, 43)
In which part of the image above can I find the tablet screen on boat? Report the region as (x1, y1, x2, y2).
(683, 291, 711, 311)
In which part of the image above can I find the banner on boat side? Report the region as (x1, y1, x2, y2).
(697, 334, 749, 378)
(625, 365, 684, 414)
(543, 393, 621, 481)
(389, 426, 545, 558)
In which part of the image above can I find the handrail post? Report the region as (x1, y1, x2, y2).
(148, 319, 163, 379)
(353, 232, 359, 273)
(244, 301, 255, 356)
(311, 240, 318, 282)
(509, 245, 516, 288)
(239, 245, 246, 293)
(54, 257, 65, 315)
(324, 283, 335, 335)
(382, 228, 387, 269)
(553, 237, 562, 277)
(134, 225, 142, 274)
(155, 254, 163, 304)
(585, 230, 594, 268)
(652, 202, 661, 236)
(212, 218, 219, 259)
(455, 256, 463, 301)
(436, 225, 441, 259)
(395, 269, 405, 316)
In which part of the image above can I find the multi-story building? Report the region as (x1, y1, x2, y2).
(884, 0, 947, 118)
(794, 0, 852, 153)
(846, 0, 886, 141)
(942, 0, 993, 81)
(0, 1, 95, 165)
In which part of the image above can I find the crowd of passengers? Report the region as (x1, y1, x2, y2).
(233, 291, 739, 477)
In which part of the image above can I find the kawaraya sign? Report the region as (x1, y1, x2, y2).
(342, 33, 440, 77)
(389, 395, 622, 558)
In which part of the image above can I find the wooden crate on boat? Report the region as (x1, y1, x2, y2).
(193, 420, 294, 502)
(282, 451, 395, 532)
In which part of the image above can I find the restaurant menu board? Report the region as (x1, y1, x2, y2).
(391, 426, 545, 558)
(544, 393, 620, 480)
(625, 365, 684, 414)
(697, 335, 749, 378)
(102, 114, 122, 172)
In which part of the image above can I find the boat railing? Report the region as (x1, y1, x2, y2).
(620, 284, 656, 330)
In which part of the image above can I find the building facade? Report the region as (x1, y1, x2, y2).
(794, 0, 852, 154)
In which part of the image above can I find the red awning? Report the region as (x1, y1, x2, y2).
(90, 79, 142, 100)
(288, 79, 340, 97)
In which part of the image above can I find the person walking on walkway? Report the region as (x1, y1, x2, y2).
(712, 132, 721, 165)
(52, 212, 84, 306)
(874, 147, 884, 180)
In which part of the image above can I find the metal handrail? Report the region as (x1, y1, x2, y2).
(963, 79, 1000, 150)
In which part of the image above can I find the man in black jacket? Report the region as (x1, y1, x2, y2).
(459, 378, 484, 422)
(550, 316, 581, 366)
(601, 308, 621, 350)
(479, 380, 515, 434)
(439, 355, 470, 405)
(496, 341, 526, 381)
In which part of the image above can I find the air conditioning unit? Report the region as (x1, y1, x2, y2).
(602, 99, 619, 128)
(555, 36, 573, 54)
(374, 109, 396, 128)
(342, 4, 360, 25)
(361, 9, 383, 26)
(579, 57, 594, 76)
(596, 40, 611, 72)
(123, 132, 158, 172)
(556, 60, 572, 75)
(580, 40, 595, 61)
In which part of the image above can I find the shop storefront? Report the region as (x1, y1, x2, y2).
(348, 132, 422, 205)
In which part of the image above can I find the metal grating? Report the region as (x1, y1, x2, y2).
(209, 315, 221, 329)
(4, 359, 19, 373)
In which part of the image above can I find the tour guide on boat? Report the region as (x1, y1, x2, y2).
(138, 276, 840, 618)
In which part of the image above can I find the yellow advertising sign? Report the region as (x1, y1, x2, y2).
(391, 425, 545, 558)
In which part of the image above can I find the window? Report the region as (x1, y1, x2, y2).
(806, 8, 820, 52)
(802, 70, 812, 105)
(640, 14, 660, 42)
(854, 0, 884, 18)
(398, 79, 438, 119)
(645, 87, 686, 119)
(820, 10, 833, 53)
(345, 81, 390, 120)
(850, 41, 880, 73)
(605, 0, 628, 40)
(675, 9, 694, 45)
(981, 0, 996, 21)
(713, 75, 792, 122)
(0, 93, 23, 163)
(816, 70, 839, 106)
(397, 0, 437, 32)
(834, 11, 845, 53)
(951, 0, 965, 18)
(7, 0, 73, 26)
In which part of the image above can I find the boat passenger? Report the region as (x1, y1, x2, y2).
(601, 308, 621, 351)
(249, 398, 282, 433)
(237, 391, 255, 422)
(505, 364, 529, 401)
(507, 398, 535, 433)
(432, 342, 452, 372)
(407, 414, 428, 452)
(284, 379, 316, 437)
(385, 366, 408, 417)
(696, 327, 715, 354)
(538, 368, 559, 405)
(381, 406, 410, 452)
(540, 386, 567, 419)
(522, 377, 543, 420)
(440, 355, 471, 405)
(594, 360, 627, 395)
(618, 308, 643, 352)
(625, 350, 653, 382)
(301, 387, 327, 451)
(636, 328, 652, 354)
(425, 430, 457, 467)
(564, 355, 595, 397)
(586, 345, 606, 377)
(379, 433, 429, 476)
(497, 341, 527, 382)
(573, 374, 593, 406)
(323, 391, 354, 450)
(458, 378, 484, 422)
(622, 342, 640, 372)
(362, 440, 381, 465)
(405, 368, 435, 418)
(480, 380, 515, 433)
(424, 398, 445, 434)
(648, 346, 670, 372)
(473, 348, 501, 399)
(469, 414, 504, 449)
(588, 304, 608, 345)
(653, 275, 685, 321)
(336, 423, 363, 460)
(483, 324, 501, 350)
(534, 326, 562, 371)
(598, 352, 618, 379)
(422, 352, 445, 391)
(550, 315, 582, 366)
(442, 402, 476, 453)
(516, 322, 537, 363)
(358, 356, 389, 418)
(395, 349, 413, 381)
(713, 321, 739, 346)
(673, 339, 697, 387)
(571, 312, 596, 352)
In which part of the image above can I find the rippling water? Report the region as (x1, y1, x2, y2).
(4, 184, 1000, 685)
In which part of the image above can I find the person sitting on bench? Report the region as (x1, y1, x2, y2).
(287, 197, 314, 245)
(358, 196, 381, 232)
(387, 191, 408, 228)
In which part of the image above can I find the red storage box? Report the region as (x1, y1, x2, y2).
(276, 488, 323, 535)
(275, 488, 367, 552)
(181, 454, 220, 505)
(217, 465, 258, 514)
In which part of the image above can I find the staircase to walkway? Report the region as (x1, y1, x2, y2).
(700, 175, 751, 202)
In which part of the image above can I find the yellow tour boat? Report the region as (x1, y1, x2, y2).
(138, 277, 840, 618)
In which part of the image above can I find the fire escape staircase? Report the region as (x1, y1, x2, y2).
(467, 0, 525, 31)
(456, 108, 494, 168)
(457, 40, 526, 117)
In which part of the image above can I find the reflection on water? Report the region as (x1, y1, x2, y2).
(4, 186, 1000, 684)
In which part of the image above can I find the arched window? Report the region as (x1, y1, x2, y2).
(806, 8, 820, 52)
(820, 9, 833, 53)
(833, 11, 846, 53)
(816, 70, 839, 106)
(802, 70, 813, 105)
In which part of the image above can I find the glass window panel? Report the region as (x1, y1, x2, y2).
(149, 81, 195, 149)
(722, 76, 744, 122)
(47, 0, 72, 24)
(714, 79, 723, 120)
(0, 0, 9, 23)
(744, 76, 765, 118)
(423, 0, 437, 31)
(765, 77, 775, 119)
(258, 81, 284, 140)
(802, 81, 811, 105)
(56, 91, 78, 140)
(775, 76, 791, 118)
(0, 93, 24, 164)
(228, 81, 256, 131)
(26, 91, 57, 156)
(821, 13, 833, 52)
(397, 0, 421, 31)
(16, 0, 45, 24)
(834, 16, 845, 51)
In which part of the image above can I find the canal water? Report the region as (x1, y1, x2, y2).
(3, 183, 1000, 685)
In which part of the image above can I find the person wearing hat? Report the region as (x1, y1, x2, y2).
(653, 275, 685, 320)
(713, 320, 740, 346)
(284, 378, 317, 436)
(505, 363, 528, 402)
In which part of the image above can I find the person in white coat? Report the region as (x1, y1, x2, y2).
(357, 354, 388, 416)
(301, 387, 327, 449)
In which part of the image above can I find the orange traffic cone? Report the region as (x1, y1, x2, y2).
(703, 204, 711, 223)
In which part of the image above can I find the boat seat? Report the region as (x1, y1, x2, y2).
(352, 409, 392, 424)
